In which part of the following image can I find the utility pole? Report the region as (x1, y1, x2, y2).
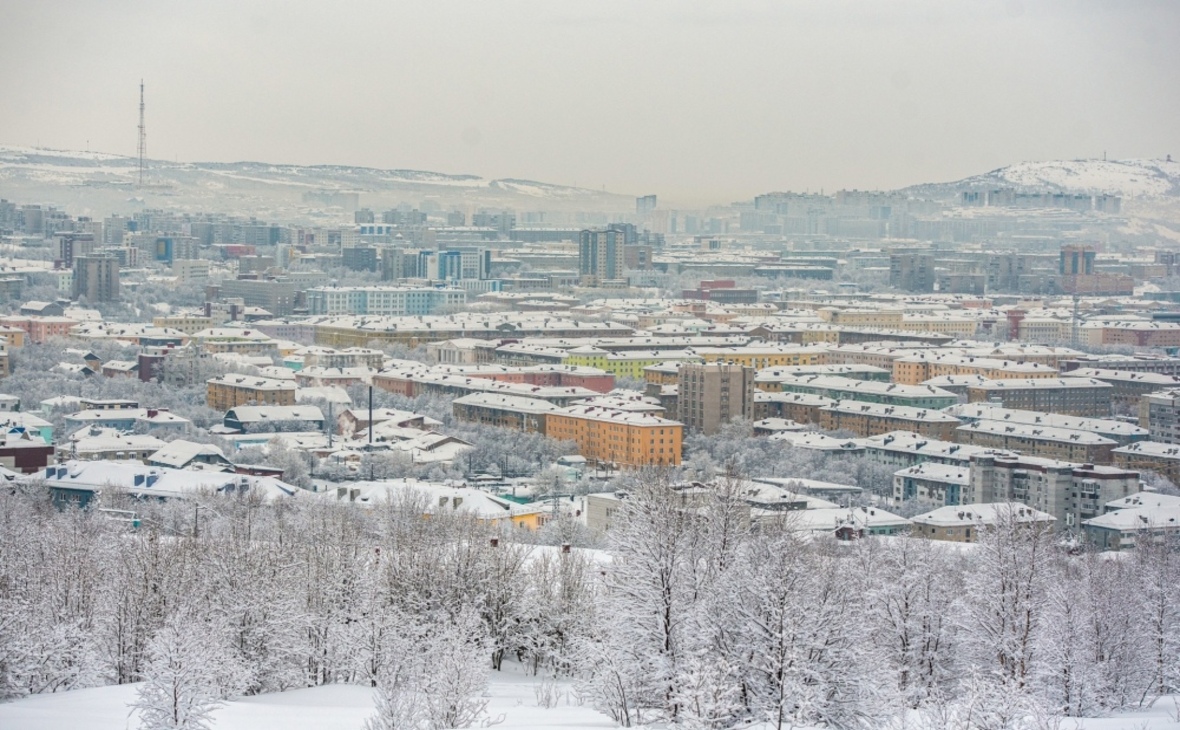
(1072, 294, 1080, 348)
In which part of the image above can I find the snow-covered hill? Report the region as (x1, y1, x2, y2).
(0, 145, 635, 218)
(907, 157, 1180, 199)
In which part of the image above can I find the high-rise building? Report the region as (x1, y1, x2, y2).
(578, 229, 625, 286)
(218, 278, 296, 316)
(55, 232, 95, 269)
(342, 246, 379, 272)
(72, 255, 120, 302)
(889, 250, 935, 292)
(677, 362, 755, 435)
(636, 195, 657, 216)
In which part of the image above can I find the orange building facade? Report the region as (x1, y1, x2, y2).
(545, 405, 683, 469)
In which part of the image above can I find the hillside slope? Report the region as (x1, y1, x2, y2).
(905, 157, 1180, 199)
(0, 145, 635, 218)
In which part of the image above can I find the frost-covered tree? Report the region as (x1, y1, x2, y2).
(133, 615, 232, 730)
(419, 607, 490, 730)
(957, 506, 1056, 728)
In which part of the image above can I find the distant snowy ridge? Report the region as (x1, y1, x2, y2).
(0, 144, 633, 212)
(908, 157, 1180, 199)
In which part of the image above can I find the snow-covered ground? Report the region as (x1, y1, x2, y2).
(3, 668, 1179, 730)
(0, 664, 617, 730)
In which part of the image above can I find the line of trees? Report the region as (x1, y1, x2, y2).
(1, 477, 1178, 729)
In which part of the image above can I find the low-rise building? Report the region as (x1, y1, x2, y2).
(293, 366, 375, 388)
(1067, 368, 1180, 404)
(955, 420, 1118, 464)
(862, 430, 1012, 469)
(373, 367, 600, 405)
(147, 440, 236, 471)
(206, 374, 297, 410)
(1138, 389, 1180, 444)
(818, 401, 960, 439)
(752, 364, 891, 391)
(63, 408, 190, 435)
(969, 454, 1140, 530)
(545, 405, 683, 468)
(767, 431, 865, 453)
(1112, 441, 1180, 484)
(945, 403, 1148, 446)
(893, 353, 1057, 385)
(68, 430, 167, 462)
(966, 377, 1113, 417)
(753, 391, 837, 424)
(452, 393, 564, 434)
(336, 408, 441, 437)
(1082, 506, 1180, 551)
(330, 479, 548, 530)
(893, 462, 972, 508)
(0, 428, 55, 473)
(692, 344, 829, 369)
(752, 418, 810, 436)
(775, 374, 958, 409)
(223, 405, 326, 433)
(910, 502, 1055, 543)
(38, 460, 300, 508)
(306, 286, 467, 316)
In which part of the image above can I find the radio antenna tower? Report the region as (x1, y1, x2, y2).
(137, 80, 147, 186)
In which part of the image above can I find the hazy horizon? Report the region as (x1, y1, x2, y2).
(1, 0, 1177, 206)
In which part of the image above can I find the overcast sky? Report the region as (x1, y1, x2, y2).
(1, 1, 1176, 205)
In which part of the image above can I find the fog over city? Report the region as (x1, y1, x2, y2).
(1, 1, 1177, 202)
(4, 3, 1180, 730)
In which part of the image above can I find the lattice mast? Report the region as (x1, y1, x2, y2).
(137, 80, 146, 186)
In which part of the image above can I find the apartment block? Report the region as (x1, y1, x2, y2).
(1140, 389, 1180, 443)
(863, 431, 1013, 469)
(218, 278, 297, 316)
(969, 454, 1139, 530)
(946, 403, 1148, 446)
(451, 393, 564, 434)
(774, 374, 957, 409)
(153, 315, 214, 336)
(910, 503, 1056, 543)
(1068, 368, 1180, 404)
(753, 392, 836, 424)
(306, 286, 466, 316)
(578, 228, 625, 286)
(893, 462, 971, 508)
(818, 401, 960, 439)
(966, 378, 1113, 417)
(545, 405, 682, 468)
(206, 374, 297, 411)
(72, 254, 120, 302)
(893, 354, 1057, 385)
(677, 362, 755, 435)
(693, 345, 828, 369)
(1112, 441, 1180, 485)
(955, 420, 1118, 464)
